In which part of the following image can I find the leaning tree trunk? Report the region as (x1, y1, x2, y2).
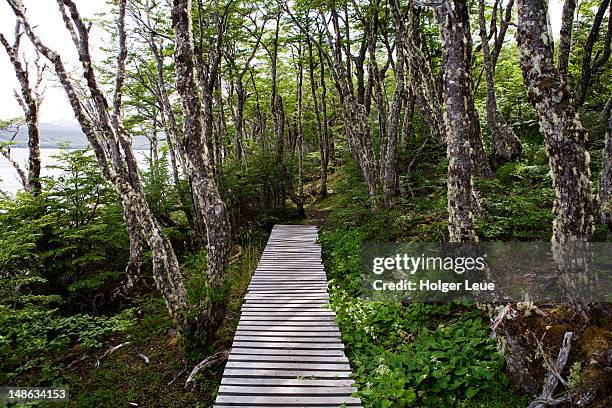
(10, 0, 195, 337)
(436, 1, 479, 242)
(172, 0, 231, 346)
(516, 0, 596, 317)
(478, 0, 522, 167)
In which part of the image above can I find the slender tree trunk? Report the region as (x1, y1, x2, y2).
(557, 0, 577, 82)
(600, 97, 612, 230)
(271, 15, 286, 208)
(436, 1, 478, 242)
(146, 36, 185, 196)
(296, 49, 305, 200)
(402, 86, 415, 146)
(574, 0, 611, 108)
(380, 0, 406, 206)
(270, 14, 304, 214)
(461, 13, 493, 180)
(307, 33, 328, 198)
(326, 7, 378, 209)
(404, 6, 445, 145)
(366, 7, 393, 206)
(478, 0, 522, 167)
(0, 30, 42, 195)
(318, 42, 333, 169)
(233, 84, 246, 161)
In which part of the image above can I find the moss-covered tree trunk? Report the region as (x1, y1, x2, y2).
(436, 1, 479, 242)
(516, 0, 595, 244)
(172, 0, 231, 344)
(601, 98, 612, 230)
(516, 0, 596, 318)
(404, 6, 445, 145)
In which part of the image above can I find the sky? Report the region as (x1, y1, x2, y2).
(0, 0, 565, 124)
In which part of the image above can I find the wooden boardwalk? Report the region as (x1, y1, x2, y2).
(214, 224, 362, 407)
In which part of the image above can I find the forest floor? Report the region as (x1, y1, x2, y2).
(56, 245, 261, 408)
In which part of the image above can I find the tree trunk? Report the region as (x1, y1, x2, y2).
(0, 30, 42, 195)
(233, 83, 246, 161)
(601, 97, 612, 230)
(307, 32, 328, 198)
(516, 0, 596, 318)
(404, 6, 445, 145)
(478, 0, 522, 167)
(318, 41, 333, 170)
(270, 14, 304, 214)
(574, 0, 611, 109)
(461, 10, 493, 180)
(172, 0, 231, 345)
(327, 7, 378, 209)
(402, 86, 415, 147)
(516, 0, 595, 244)
(557, 0, 577, 82)
(436, 1, 479, 242)
(296, 48, 305, 200)
(380, 0, 406, 206)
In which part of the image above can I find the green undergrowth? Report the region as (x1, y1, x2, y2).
(0, 242, 262, 408)
(61, 243, 261, 408)
(320, 229, 530, 407)
(311, 152, 552, 407)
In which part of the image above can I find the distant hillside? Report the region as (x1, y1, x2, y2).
(0, 122, 151, 149)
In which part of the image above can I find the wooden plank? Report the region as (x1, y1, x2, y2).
(220, 377, 354, 387)
(238, 316, 337, 322)
(231, 341, 344, 349)
(237, 325, 339, 332)
(237, 321, 338, 327)
(218, 385, 358, 395)
(228, 354, 348, 364)
(234, 331, 340, 338)
(215, 395, 361, 405)
(233, 336, 341, 343)
(224, 361, 351, 371)
(222, 368, 351, 378)
(229, 348, 346, 357)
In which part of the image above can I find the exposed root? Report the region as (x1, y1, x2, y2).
(527, 332, 573, 408)
(184, 350, 229, 389)
(95, 342, 130, 368)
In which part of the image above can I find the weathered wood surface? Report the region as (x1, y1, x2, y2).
(214, 224, 362, 407)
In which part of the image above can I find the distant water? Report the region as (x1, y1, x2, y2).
(0, 148, 150, 195)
